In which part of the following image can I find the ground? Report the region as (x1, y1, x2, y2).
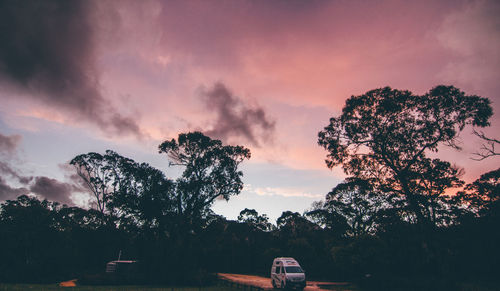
(218, 273, 358, 291)
(0, 285, 236, 291)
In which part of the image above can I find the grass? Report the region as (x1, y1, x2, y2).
(0, 284, 240, 291)
(457, 282, 499, 291)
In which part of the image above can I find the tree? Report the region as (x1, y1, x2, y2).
(158, 132, 251, 226)
(110, 161, 176, 231)
(458, 168, 500, 216)
(0, 195, 59, 281)
(237, 208, 273, 231)
(318, 86, 492, 225)
(276, 211, 318, 235)
(70, 150, 131, 217)
(305, 201, 350, 236)
(323, 178, 389, 236)
(55, 206, 103, 231)
(71, 150, 176, 229)
(276, 211, 302, 229)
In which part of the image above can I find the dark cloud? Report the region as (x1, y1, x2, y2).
(202, 82, 275, 146)
(0, 133, 21, 154)
(0, 0, 142, 138)
(0, 133, 24, 181)
(58, 163, 88, 192)
(0, 176, 29, 201)
(0, 132, 77, 204)
(29, 176, 74, 205)
(0, 132, 31, 201)
(0, 161, 23, 180)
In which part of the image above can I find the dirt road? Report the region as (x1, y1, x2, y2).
(218, 273, 357, 291)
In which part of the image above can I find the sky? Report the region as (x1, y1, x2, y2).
(0, 0, 499, 222)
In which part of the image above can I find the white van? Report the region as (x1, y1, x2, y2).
(270, 257, 306, 290)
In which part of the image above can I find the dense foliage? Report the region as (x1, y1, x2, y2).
(318, 85, 492, 225)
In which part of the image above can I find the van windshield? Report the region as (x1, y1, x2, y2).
(285, 266, 303, 273)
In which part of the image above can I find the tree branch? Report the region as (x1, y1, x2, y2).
(472, 129, 500, 161)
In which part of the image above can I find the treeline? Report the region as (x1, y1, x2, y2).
(0, 173, 498, 288)
(0, 86, 499, 290)
(0, 195, 326, 284)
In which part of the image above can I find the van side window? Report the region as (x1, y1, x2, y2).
(276, 266, 280, 274)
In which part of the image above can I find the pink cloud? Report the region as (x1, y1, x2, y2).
(142, 0, 469, 109)
(6, 0, 495, 182)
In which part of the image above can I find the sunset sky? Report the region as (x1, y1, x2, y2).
(1, 0, 499, 222)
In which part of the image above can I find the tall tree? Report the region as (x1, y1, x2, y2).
(318, 86, 492, 225)
(71, 150, 175, 229)
(158, 132, 251, 226)
(70, 150, 130, 216)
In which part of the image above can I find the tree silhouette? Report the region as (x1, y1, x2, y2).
(458, 168, 500, 216)
(0, 195, 59, 282)
(158, 132, 251, 228)
(109, 161, 175, 231)
(318, 86, 492, 225)
(323, 178, 388, 236)
(55, 206, 102, 231)
(71, 150, 176, 230)
(70, 151, 130, 217)
(237, 208, 273, 231)
(305, 201, 350, 237)
(276, 211, 319, 235)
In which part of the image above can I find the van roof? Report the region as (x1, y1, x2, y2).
(274, 257, 300, 266)
(107, 260, 137, 264)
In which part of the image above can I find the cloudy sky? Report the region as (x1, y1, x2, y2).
(1, 0, 499, 222)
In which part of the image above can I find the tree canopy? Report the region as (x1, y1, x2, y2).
(458, 167, 500, 216)
(158, 131, 251, 224)
(318, 85, 492, 224)
(238, 208, 273, 231)
(323, 178, 388, 236)
(70, 150, 175, 228)
(69, 132, 251, 234)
